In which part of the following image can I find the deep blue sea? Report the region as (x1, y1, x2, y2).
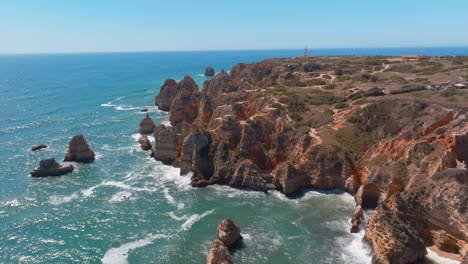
(1, 48, 465, 264)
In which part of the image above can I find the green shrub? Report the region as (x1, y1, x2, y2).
(308, 91, 343, 105)
(390, 76, 409, 84)
(385, 64, 414, 73)
(389, 84, 426, 94)
(307, 79, 327, 86)
(363, 87, 385, 97)
(435, 127, 447, 135)
(334, 102, 349, 109)
(335, 68, 344, 76)
(440, 88, 462, 97)
(324, 84, 336, 90)
(337, 75, 351, 82)
(302, 62, 322, 72)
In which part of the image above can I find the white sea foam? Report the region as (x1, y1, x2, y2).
(49, 193, 80, 205)
(81, 184, 102, 197)
(426, 248, 460, 264)
(95, 152, 103, 160)
(109, 191, 133, 203)
(330, 216, 372, 264)
(207, 184, 265, 199)
(102, 181, 157, 192)
(152, 164, 192, 191)
(131, 133, 140, 141)
(168, 211, 189, 221)
(270, 189, 325, 204)
(2, 199, 21, 207)
(180, 209, 214, 231)
(342, 229, 372, 264)
(101, 234, 167, 264)
(162, 188, 185, 210)
(40, 239, 66, 245)
(101, 101, 115, 107)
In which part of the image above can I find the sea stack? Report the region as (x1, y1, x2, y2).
(207, 219, 242, 264)
(30, 157, 74, 177)
(155, 79, 180, 111)
(204, 66, 215, 77)
(64, 134, 95, 163)
(139, 113, 156, 134)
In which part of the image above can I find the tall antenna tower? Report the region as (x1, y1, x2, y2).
(304, 45, 309, 57)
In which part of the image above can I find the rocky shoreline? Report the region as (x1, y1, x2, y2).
(141, 56, 467, 263)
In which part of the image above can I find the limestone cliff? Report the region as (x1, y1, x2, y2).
(149, 57, 468, 263)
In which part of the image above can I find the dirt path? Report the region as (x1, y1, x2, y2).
(309, 128, 323, 146)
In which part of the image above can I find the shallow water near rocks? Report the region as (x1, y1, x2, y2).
(0, 49, 463, 263)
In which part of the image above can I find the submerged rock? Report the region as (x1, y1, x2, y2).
(138, 133, 152, 151)
(205, 66, 215, 77)
(31, 144, 47, 151)
(30, 157, 74, 177)
(64, 134, 95, 163)
(216, 218, 243, 247)
(139, 113, 156, 134)
(207, 240, 233, 264)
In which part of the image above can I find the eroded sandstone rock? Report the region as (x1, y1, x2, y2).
(216, 218, 243, 247)
(153, 125, 178, 165)
(64, 134, 95, 163)
(138, 133, 152, 151)
(350, 205, 364, 233)
(365, 204, 427, 264)
(155, 79, 179, 111)
(140, 114, 156, 134)
(207, 239, 233, 264)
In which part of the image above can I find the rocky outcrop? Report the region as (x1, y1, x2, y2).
(207, 219, 242, 264)
(30, 157, 74, 177)
(169, 89, 200, 126)
(386, 169, 468, 259)
(155, 79, 179, 111)
(350, 205, 364, 233)
(205, 66, 215, 77)
(138, 134, 152, 151)
(31, 144, 47, 151)
(64, 134, 95, 163)
(216, 218, 243, 247)
(207, 240, 233, 264)
(365, 204, 427, 264)
(139, 114, 156, 134)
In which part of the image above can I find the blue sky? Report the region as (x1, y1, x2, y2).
(1, 0, 467, 54)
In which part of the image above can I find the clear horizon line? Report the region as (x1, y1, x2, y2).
(1, 45, 468, 56)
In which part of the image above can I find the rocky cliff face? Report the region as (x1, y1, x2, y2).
(150, 58, 468, 262)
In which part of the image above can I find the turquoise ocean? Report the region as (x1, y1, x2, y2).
(1, 48, 467, 264)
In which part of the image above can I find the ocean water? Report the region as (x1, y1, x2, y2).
(0, 49, 466, 264)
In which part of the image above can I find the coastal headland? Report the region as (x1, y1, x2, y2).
(144, 55, 468, 263)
